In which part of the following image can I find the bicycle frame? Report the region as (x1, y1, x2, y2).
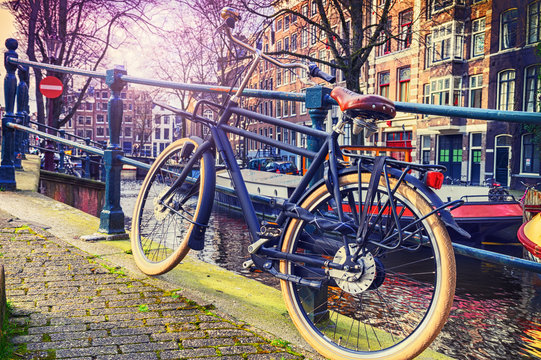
(153, 16, 467, 285)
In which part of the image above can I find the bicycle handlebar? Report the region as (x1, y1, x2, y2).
(219, 7, 335, 84)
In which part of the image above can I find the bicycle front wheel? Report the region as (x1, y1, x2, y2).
(280, 172, 455, 360)
(131, 137, 215, 275)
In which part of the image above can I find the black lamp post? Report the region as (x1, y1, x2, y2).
(43, 35, 62, 171)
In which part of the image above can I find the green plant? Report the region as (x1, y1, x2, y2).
(0, 301, 16, 358)
(270, 338, 291, 349)
(101, 264, 126, 277)
(138, 304, 149, 312)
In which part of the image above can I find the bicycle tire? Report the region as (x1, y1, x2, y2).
(131, 137, 215, 275)
(280, 171, 455, 360)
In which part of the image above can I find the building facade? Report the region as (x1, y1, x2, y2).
(226, 0, 541, 188)
(368, 0, 541, 187)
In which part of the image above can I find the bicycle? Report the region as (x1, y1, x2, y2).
(130, 8, 467, 360)
(484, 178, 510, 202)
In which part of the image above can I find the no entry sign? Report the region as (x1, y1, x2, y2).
(39, 76, 63, 98)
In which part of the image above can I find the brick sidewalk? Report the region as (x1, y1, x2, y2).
(0, 215, 303, 359)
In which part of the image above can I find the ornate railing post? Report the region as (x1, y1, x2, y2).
(0, 39, 18, 190)
(14, 65, 29, 169)
(98, 66, 127, 235)
(58, 129, 65, 173)
(305, 86, 332, 186)
(84, 137, 91, 179)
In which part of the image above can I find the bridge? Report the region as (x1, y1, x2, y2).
(1, 36, 541, 276)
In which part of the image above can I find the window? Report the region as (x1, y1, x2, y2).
(292, 13, 297, 23)
(430, 77, 462, 106)
(522, 134, 540, 173)
(101, 102, 108, 111)
(86, 102, 93, 111)
(469, 74, 483, 108)
(501, 9, 518, 50)
(429, 0, 464, 16)
(163, 116, 169, 124)
(277, 70, 282, 86)
(155, 128, 160, 140)
(431, 21, 464, 64)
(283, 101, 289, 117)
(276, 19, 282, 31)
(301, 28, 308, 48)
(277, 40, 282, 53)
(399, 9, 413, 50)
(97, 114, 104, 123)
(102, 91, 108, 99)
(498, 70, 516, 111)
(311, 25, 318, 45)
(525, 65, 541, 112)
(291, 33, 297, 51)
(421, 135, 431, 164)
(398, 67, 411, 102)
(284, 37, 289, 52)
(529, 1, 541, 44)
(164, 129, 169, 140)
(125, 127, 131, 137)
(97, 127, 104, 137)
(284, 15, 290, 30)
(423, 84, 431, 110)
(378, 71, 390, 98)
(300, 89, 307, 114)
(302, 5, 308, 17)
(311, 1, 317, 16)
(291, 102, 296, 116)
(85, 116, 91, 125)
(472, 18, 485, 57)
(276, 101, 282, 117)
(378, 18, 392, 56)
(424, 35, 432, 68)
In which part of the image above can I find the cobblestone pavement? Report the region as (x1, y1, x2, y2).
(0, 215, 303, 360)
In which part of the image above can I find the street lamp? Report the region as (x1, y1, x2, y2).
(43, 35, 62, 171)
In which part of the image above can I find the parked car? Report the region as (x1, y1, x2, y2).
(265, 161, 299, 175)
(248, 157, 274, 171)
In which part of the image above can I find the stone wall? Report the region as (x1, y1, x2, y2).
(39, 170, 105, 217)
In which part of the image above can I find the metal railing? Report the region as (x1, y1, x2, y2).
(2, 37, 541, 273)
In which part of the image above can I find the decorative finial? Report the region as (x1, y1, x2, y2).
(5, 38, 18, 51)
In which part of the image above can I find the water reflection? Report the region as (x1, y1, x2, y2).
(121, 180, 541, 359)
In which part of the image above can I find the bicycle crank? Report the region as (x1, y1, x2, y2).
(328, 244, 376, 295)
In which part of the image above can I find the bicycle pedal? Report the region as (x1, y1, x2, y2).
(248, 237, 272, 254)
(242, 259, 254, 269)
(259, 222, 281, 238)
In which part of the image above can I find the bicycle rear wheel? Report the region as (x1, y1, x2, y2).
(280, 171, 455, 360)
(131, 137, 215, 275)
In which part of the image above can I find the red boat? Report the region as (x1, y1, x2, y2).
(447, 197, 523, 246)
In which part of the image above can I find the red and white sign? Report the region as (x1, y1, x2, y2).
(39, 76, 63, 98)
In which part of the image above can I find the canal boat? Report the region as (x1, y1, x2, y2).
(214, 170, 523, 249)
(446, 196, 523, 247)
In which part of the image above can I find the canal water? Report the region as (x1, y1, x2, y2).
(121, 179, 541, 359)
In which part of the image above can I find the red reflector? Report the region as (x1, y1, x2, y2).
(425, 171, 444, 189)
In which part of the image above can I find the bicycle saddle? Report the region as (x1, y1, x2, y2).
(330, 87, 396, 120)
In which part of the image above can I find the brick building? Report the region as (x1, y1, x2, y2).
(223, 0, 540, 188)
(368, 0, 540, 187)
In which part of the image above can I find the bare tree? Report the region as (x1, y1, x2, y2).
(3, 0, 163, 130)
(238, 0, 401, 93)
(132, 91, 154, 155)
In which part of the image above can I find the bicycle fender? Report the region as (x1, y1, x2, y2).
(400, 172, 471, 239)
(187, 139, 217, 251)
(339, 167, 471, 239)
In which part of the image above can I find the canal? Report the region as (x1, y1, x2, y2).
(121, 179, 541, 359)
